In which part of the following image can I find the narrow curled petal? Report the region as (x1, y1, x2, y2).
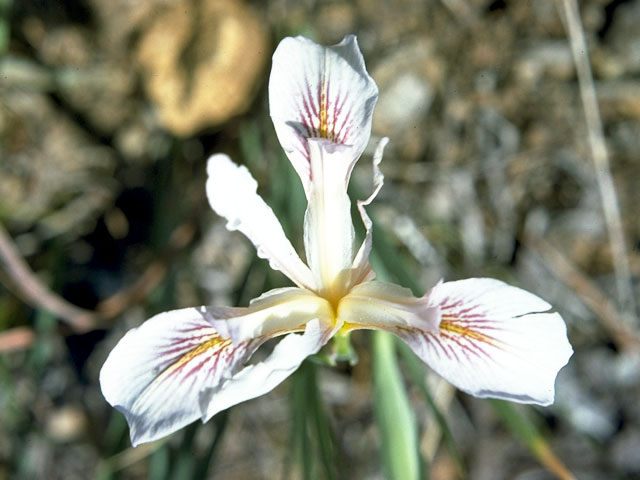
(402, 278, 572, 405)
(100, 291, 335, 446)
(304, 138, 356, 293)
(206, 154, 315, 290)
(351, 137, 389, 285)
(269, 35, 378, 193)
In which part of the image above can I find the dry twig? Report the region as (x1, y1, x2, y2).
(0, 326, 36, 353)
(0, 221, 196, 334)
(0, 223, 97, 332)
(559, 0, 636, 324)
(96, 222, 196, 318)
(525, 233, 640, 352)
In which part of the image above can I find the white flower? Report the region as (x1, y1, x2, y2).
(100, 35, 573, 447)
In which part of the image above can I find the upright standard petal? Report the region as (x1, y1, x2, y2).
(269, 35, 379, 194)
(100, 289, 334, 446)
(206, 154, 315, 290)
(303, 139, 356, 297)
(407, 279, 572, 405)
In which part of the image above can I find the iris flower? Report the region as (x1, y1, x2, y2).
(100, 35, 573, 446)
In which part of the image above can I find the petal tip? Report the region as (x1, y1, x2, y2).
(206, 153, 232, 177)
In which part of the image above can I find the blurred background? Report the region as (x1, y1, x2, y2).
(1, 0, 640, 478)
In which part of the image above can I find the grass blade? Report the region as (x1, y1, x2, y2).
(489, 400, 575, 480)
(306, 363, 338, 480)
(289, 364, 313, 480)
(396, 341, 466, 477)
(373, 330, 422, 480)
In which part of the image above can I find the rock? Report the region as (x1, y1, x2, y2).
(612, 429, 640, 474)
(371, 36, 440, 160)
(37, 26, 91, 67)
(596, 0, 640, 77)
(135, 0, 267, 136)
(597, 81, 640, 119)
(54, 62, 136, 134)
(375, 73, 432, 132)
(315, 3, 356, 41)
(515, 41, 574, 84)
(46, 406, 87, 443)
(0, 90, 116, 234)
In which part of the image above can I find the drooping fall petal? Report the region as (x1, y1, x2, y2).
(99, 289, 334, 446)
(340, 278, 572, 406)
(409, 278, 572, 405)
(206, 154, 316, 290)
(269, 35, 378, 194)
(100, 309, 257, 446)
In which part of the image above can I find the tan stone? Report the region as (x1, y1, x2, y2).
(135, 0, 267, 136)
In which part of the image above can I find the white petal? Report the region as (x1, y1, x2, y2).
(405, 278, 573, 405)
(338, 281, 441, 334)
(100, 291, 334, 446)
(201, 318, 337, 421)
(269, 35, 378, 194)
(303, 138, 355, 295)
(351, 137, 389, 285)
(206, 154, 315, 290)
(100, 308, 259, 446)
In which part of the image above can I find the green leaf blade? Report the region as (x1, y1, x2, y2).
(373, 330, 422, 480)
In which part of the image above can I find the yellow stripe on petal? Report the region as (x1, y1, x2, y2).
(439, 316, 502, 349)
(319, 76, 329, 139)
(154, 335, 233, 383)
